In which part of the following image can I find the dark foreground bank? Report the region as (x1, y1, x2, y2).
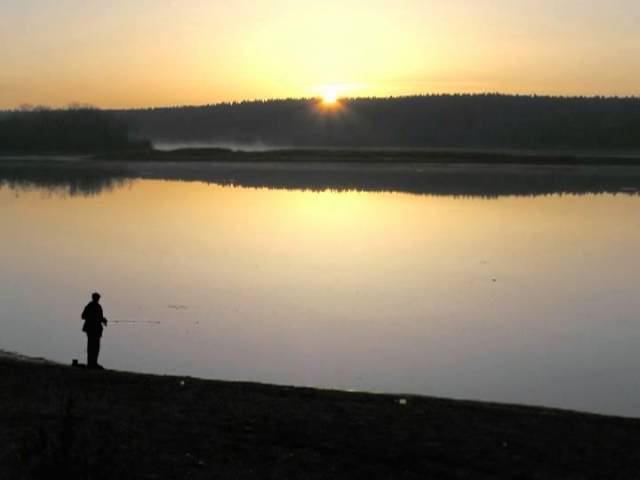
(2, 357, 640, 479)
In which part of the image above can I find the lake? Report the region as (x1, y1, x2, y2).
(1, 160, 640, 417)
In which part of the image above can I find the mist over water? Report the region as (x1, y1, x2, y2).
(152, 140, 287, 152)
(2, 174, 640, 417)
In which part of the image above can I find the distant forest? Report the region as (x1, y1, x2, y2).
(0, 108, 148, 153)
(2, 95, 639, 153)
(120, 94, 640, 151)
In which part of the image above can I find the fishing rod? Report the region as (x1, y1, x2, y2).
(110, 319, 161, 325)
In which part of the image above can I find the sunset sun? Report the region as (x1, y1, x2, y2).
(321, 87, 339, 105)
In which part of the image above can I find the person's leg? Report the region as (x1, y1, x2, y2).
(95, 336, 101, 367)
(87, 335, 98, 367)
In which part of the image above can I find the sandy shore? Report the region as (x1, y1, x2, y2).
(2, 354, 640, 479)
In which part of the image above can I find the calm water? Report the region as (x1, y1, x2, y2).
(2, 176, 640, 417)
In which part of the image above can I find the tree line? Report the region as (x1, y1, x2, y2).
(0, 108, 149, 153)
(120, 94, 640, 150)
(2, 95, 639, 153)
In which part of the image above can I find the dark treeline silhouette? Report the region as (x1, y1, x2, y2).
(119, 94, 640, 150)
(0, 108, 149, 153)
(2, 159, 639, 198)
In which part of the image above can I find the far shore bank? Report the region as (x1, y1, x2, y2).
(2, 353, 640, 478)
(4, 146, 640, 165)
(3, 150, 640, 197)
(95, 146, 640, 165)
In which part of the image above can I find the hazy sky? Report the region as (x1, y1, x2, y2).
(1, 0, 638, 108)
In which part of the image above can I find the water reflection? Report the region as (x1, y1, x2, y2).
(0, 160, 130, 196)
(2, 179, 640, 417)
(1, 159, 640, 198)
(136, 162, 640, 198)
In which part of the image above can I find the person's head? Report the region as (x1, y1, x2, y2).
(92, 292, 101, 302)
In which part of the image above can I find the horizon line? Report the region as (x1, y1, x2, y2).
(3, 92, 640, 112)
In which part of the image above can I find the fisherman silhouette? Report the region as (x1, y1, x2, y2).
(81, 292, 108, 369)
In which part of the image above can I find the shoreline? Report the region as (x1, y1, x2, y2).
(3, 155, 640, 198)
(0, 349, 56, 365)
(2, 353, 640, 478)
(98, 147, 640, 165)
(1, 349, 637, 419)
(3, 146, 640, 165)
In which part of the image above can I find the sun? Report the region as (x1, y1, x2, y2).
(314, 84, 347, 110)
(321, 87, 339, 105)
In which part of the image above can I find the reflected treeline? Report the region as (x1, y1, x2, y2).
(0, 160, 131, 197)
(1, 160, 640, 198)
(131, 162, 640, 198)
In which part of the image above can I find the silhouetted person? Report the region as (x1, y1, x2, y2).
(81, 292, 108, 369)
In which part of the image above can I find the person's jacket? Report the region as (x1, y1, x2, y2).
(82, 301, 105, 337)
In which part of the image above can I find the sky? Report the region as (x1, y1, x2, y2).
(1, 0, 639, 108)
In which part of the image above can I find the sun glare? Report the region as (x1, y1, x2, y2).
(321, 87, 339, 105)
